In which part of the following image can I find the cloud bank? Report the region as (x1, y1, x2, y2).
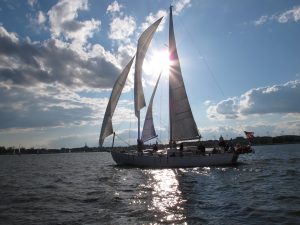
(0, 0, 194, 133)
(0, 0, 122, 133)
(207, 80, 300, 120)
(0, 26, 119, 89)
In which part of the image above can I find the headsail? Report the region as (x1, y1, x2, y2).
(141, 72, 162, 142)
(168, 6, 199, 141)
(99, 56, 135, 147)
(134, 17, 163, 117)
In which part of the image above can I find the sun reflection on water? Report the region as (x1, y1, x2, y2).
(145, 169, 187, 224)
(129, 168, 216, 223)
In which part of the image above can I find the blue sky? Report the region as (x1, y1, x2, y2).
(0, 0, 299, 148)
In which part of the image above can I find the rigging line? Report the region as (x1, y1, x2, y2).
(115, 133, 131, 147)
(157, 137, 163, 144)
(153, 114, 169, 129)
(177, 17, 226, 99)
(177, 17, 248, 136)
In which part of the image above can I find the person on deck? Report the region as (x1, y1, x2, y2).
(153, 142, 158, 152)
(172, 141, 177, 149)
(137, 139, 144, 155)
(198, 142, 205, 155)
(179, 142, 183, 157)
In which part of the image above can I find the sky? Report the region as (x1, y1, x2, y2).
(0, 0, 299, 148)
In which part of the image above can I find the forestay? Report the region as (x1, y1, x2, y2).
(168, 7, 199, 141)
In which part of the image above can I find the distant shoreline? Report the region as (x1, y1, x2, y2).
(1, 135, 299, 155)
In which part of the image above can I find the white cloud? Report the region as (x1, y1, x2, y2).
(0, 24, 126, 133)
(240, 80, 300, 114)
(277, 5, 300, 23)
(0, 82, 98, 130)
(140, 10, 167, 32)
(106, 0, 137, 64)
(48, 0, 88, 37)
(254, 15, 268, 26)
(204, 100, 212, 106)
(89, 44, 118, 65)
(108, 16, 136, 41)
(26, 10, 47, 33)
(106, 0, 122, 14)
(0, 26, 19, 43)
(207, 97, 239, 120)
(27, 0, 37, 7)
(116, 43, 136, 66)
(37, 10, 46, 25)
(253, 5, 300, 26)
(173, 0, 192, 15)
(48, 0, 100, 47)
(207, 80, 300, 120)
(0, 25, 120, 90)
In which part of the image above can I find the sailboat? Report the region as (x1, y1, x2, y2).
(99, 6, 246, 168)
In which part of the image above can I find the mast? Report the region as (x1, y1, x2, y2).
(138, 111, 141, 140)
(169, 5, 173, 143)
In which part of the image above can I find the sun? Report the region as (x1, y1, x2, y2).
(154, 49, 170, 74)
(148, 49, 170, 76)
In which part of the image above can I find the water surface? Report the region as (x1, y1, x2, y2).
(0, 144, 299, 224)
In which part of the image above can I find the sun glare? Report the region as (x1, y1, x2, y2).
(149, 49, 170, 76)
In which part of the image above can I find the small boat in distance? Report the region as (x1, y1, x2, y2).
(99, 6, 253, 168)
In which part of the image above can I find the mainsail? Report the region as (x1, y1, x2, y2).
(141, 72, 162, 142)
(134, 17, 163, 117)
(168, 6, 199, 141)
(99, 57, 135, 147)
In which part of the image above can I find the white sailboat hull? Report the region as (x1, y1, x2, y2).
(111, 150, 239, 168)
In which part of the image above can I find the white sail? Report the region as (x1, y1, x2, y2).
(168, 7, 199, 141)
(134, 17, 163, 117)
(141, 72, 162, 142)
(99, 57, 135, 147)
(100, 6, 247, 168)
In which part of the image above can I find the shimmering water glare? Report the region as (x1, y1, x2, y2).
(0, 144, 299, 225)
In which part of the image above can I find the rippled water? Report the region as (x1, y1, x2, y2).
(0, 144, 299, 225)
